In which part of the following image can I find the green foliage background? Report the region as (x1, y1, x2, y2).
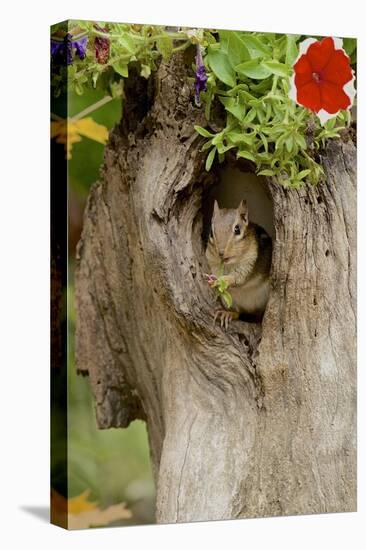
(67, 284, 155, 525)
(52, 88, 155, 526)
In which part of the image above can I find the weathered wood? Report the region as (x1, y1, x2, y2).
(75, 54, 356, 522)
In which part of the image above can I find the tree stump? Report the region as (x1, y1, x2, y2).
(75, 54, 356, 522)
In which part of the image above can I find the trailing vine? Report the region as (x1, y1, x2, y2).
(51, 21, 356, 188)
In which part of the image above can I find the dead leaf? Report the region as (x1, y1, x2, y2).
(51, 489, 67, 528)
(51, 489, 132, 529)
(68, 489, 98, 514)
(68, 502, 132, 529)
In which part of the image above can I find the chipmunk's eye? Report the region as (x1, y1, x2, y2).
(234, 224, 241, 235)
(209, 228, 214, 240)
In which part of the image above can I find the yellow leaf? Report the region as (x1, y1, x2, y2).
(74, 117, 109, 144)
(50, 120, 65, 139)
(68, 490, 98, 514)
(68, 502, 132, 530)
(51, 489, 132, 529)
(51, 117, 109, 159)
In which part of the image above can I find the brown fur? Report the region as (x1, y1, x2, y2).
(206, 200, 272, 317)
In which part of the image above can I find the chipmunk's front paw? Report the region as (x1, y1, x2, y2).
(204, 273, 218, 288)
(213, 309, 239, 329)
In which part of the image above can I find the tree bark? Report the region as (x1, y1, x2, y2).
(75, 54, 356, 523)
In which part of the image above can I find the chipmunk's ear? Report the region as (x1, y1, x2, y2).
(238, 200, 248, 224)
(213, 200, 220, 216)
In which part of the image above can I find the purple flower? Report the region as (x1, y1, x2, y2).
(64, 34, 73, 65)
(51, 31, 88, 66)
(195, 45, 208, 106)
(51, 36, 68, 65)
(73, 35, 88, 60)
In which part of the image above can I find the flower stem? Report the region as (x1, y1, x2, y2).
(271, 75, 279, 94)
(172, 41, 191, 53)
(70, 95, 115, 121)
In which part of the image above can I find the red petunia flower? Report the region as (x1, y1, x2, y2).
(289, 37, 355, 124)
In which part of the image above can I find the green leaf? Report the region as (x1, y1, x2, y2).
(259, 132, 268, 152)
(221, 291, 233, 309)
(91, 71, 99, 88)
(238, 34, 271, 59)
(109, 81, 123, 98)
(216, 276, 229, 292)
(235, 59, 272, 80)
(256, 152, 272, 163)
(296, 108, 308, 122)
(342, 37, 357, 58)
(297, 169, 311, 180)
(217, 142, 235, 154)
(262, 60, 291, 77)
(237, 89, 256, 102)
(156, 35, 173, 61)
(201, 140, 214, 152)
(325, 117, 337, 130)
(205, 147, 216, 171)
(75, 73, 88, 84)
(281, 78, 290, 94)
(119, 32, 136, 53)
(226, 132, 254, 145)
(140, 64, 151, 79)
(207, 48, 236, 87)
(112, 61, 129, 77)
(203, 87, 214, 120)
(256, 107, 265, 124)
(276, 133, 289, 150)
(258, 169, 275, 176)
(219, 96, 245, 122)
(212, 133, 224, 146)
(205, 32, 217, 45)
(264, 102, 272, 121)
(285, 135, 294, 152)
(237, 150, 256, 162)
(74, 82, 84, 95)
(285, 35, 299, 66)
(295, 133, 307, 149)
(219, 30, 250, 67)
(249, 78, 273, 94)
(194, 125, 215, 138)
(322, 131, 340, 139)
(243, 108, 257, 123)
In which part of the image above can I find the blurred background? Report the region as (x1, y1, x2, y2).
(52, 87, 155, 527)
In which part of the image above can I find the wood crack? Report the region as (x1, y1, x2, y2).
(176, 413, 197, 522)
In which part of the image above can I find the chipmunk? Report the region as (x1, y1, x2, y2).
(205, 200, 272, 328)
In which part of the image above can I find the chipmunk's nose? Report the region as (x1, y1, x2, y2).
(219, 251, 230, 263)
